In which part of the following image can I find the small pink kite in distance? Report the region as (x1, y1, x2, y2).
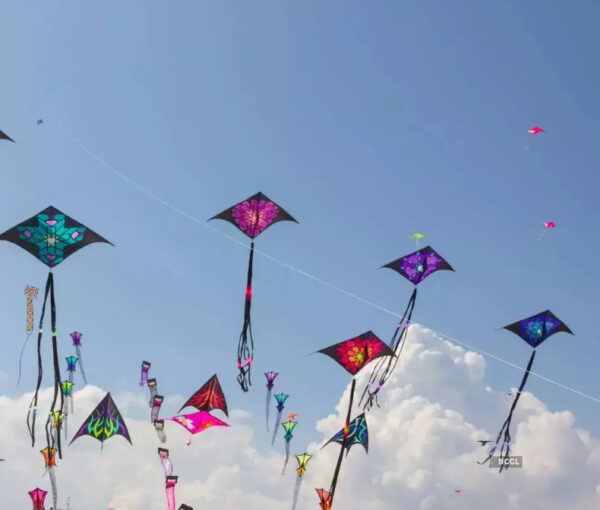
(455, 489, 461, 494)
(542, 221, 556, 229)
(525, 126, 545, 150)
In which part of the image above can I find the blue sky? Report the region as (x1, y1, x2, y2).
(1, 0, 599, 458)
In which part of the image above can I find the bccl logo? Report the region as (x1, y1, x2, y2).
(490, 456, 523, 468)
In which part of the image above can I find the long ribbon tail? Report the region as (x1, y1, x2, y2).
(49, 466, 58, 510)
(282, 441, 290, 475)
(148, 385, 157, 407)
(359, 288, 417, 410)
(74, 344, 87, 385)
(535, 230, 547, 243)
(480, 350, 536, 471)
(266, 389, 272, 432)
(166, 483, 176, 510)
(291, 475, 303, 510)
(16, 332, 33, 387)
(271, 411, 282, 446)
(237, 242, 255, 392)
(27, 273, 52, 448)
(329, 378, 356, 507)
(158, 429, 167, 444)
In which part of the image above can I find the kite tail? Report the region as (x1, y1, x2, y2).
(16, 332, 33, 387)
(17, 289, 37, 387)
(329, 379, 357, 507)
(148, 382, 157, 407)
(237, 242, 255, 392)
(27, 273, 52, 448)
(535, 230, 547, 243)
(480, 350, 536, 471)
(272, 411, 282, 446)
(151, 397, 163, 423)
(155, 426, 167, 444)
(74, 344, 87, 385)
(49, 466, 58, 510)
(266, 388, 272, 432)
(282, 442, 291, 475)
(166, 482, 177, 510)
(291, 475, 303, 510)
(359, 288, 417, 410)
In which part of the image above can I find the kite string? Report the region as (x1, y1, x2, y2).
(50, 119, 600, 407)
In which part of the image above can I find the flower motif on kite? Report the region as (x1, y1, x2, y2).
(0, 206, 113, 268)
(382, 246, 454, 285)
(69, 392, 132, 447)
(503, 310, 573, 348)
(167, 410, 229, 435)
(211, 192, 298, 239)
(318, 331, 395, 376)
(323, 413, 369, 455)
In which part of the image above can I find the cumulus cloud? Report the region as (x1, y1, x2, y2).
(1, 325, 599, 509)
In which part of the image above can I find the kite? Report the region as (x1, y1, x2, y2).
(140, 361, 151, 387)
(271, 393, 289, 446)
(158, 447, 174, 477)
(65, 356, 78, 384)
(28, 488, 47, 510)
(154, 419, 167, 443)
(147, 378, 158, 408)
(288, 413, 298, 420)
(70, 332, 87, 385)
(0, 206, 112, 458)
(536, 221, 556, 242)
(179, 374, 228, 417)
(37, 119, 44, 125)
(69, 392, 132, 451)
(60, 381, 74, 436)
(281, 419, 298, 475)
(315, 488, 332, 510)
(407, 233, 425, 248)
(166, 410, 229, 445)
(264, 371, 278, 431)
(0, 129, 14, 142)
(322, 413, 369, 456)
(209, 192, 298, 391)
(40, 448, 58, 510)
(291, 453, 312, 510)
(151, 395, 164, 423)
(17, 285, 39, 387)
(525, 126, 545, 150)
(49, 411, 65, 445)
(316, 331, 394, 508)
(359, 247, 453, 410)
(165, 475, 178, 510)
(480, 310, 573, 472)
(179, 506, 193, 510)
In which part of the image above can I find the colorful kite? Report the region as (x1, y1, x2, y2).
(323, 413, 368, 456)
(69, 392, 132, 451)
(288, 413, 298, 420)
(316, 332, 394, 508)
(49, 411, 65, 445)
(291, 453, 312, 510)
(140, 361, 151, 387)
(154, 419, 167, 443)
(281, 419, 298, 475)
(147, 378, 158, 408)
(315, 488, 332, 510)
(480, 310, 573, 472)
(407, 233, 425, 248)
(537, 221, 556, 242)
(209, 192, 298, 392)
(0, 129, 14, 142)
(166, 410, 229, 445)
(28, 488, 47, 510)
(179, 374, 228, 417)
(264, 371, 278, 431)
(151, 395, 164, 423)
(70, 332, 87, 385)
(271, 393, 289, 446)
(60, 381, 74, 436)
(525, 126, 545, 150)
(0, 206, 112, 458)
(360, 247, 453, 410)
(17, 285, 39, 386)
(40, 448, 58, 510)
(158, 448, 174, 477)
(165, 475, 178, 510)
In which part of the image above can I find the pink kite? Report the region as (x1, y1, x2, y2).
(166, 410, 229, 445)
(525, 126, 545, 150)
(542, 221, 556, 229)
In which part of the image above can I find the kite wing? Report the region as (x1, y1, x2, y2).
(0, 129, 14, 142)
(323, 413, 369, 454)
(179, 374, 228, 417)
(317, 331, 395, 376)
(209, 192, 297, 239)
(503, 310, 573, 348)
(69, 392, 132, 445)
(0, 206, 113, 268)
(167, 410, 229, 435)
(382, 246, 454, 285)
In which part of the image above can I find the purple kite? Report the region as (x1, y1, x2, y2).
(264, 371, 278, 432)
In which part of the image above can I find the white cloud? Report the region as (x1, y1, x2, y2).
(1, 325, 599, 509)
